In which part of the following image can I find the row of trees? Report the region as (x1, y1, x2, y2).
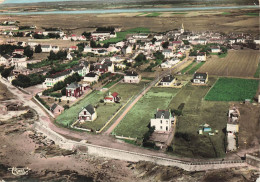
(12, 74, 45, 88)
(48, 50, 67, 60)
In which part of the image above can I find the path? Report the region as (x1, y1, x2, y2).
(105, 53, 191, 135)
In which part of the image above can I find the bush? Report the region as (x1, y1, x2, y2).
(50, 92, 62, 98)
(63, 104, 70, 110)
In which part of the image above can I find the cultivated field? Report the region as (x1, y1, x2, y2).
(169, 76, 230, 158)
(56, 81, 146, 131)
(205, 77, 259, 101)
(198, 50, 260, 78)
(113, 87, 179, 139)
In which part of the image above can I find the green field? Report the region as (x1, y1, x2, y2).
(246, 12, 259, 16)
(146, 12, 161, 17)
(169, 76, 229, 158)
(56, 82, 146, 130)
(254, 62, 260, 78)
(113, 87, 179, 139)
(100, 27, 150, 44)
(205, 78, 259, 101)
(187, 62, 205, 74)
(181, 62, 196, 74)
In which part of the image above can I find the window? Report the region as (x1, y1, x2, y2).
(84, 111, 86, 115)
(160, 120, 162, 124)
(160, 126, 162, 130)
(166, 120, 168, 124)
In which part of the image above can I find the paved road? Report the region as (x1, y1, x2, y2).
(105, 52, 191, 135)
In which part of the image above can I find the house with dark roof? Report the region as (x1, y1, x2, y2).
(78, 104, 97, 122)
(50, 103, 64, 116)
(95, 63, 108, 74)
(104, 92, 120, 103)
(159, 75, 176, 87)
(150, 109, 175, 132)
(84, 72, 99, 83)
(0, 54, 11, 66)
(124, 71, 141, 83)
(66, 82, 83, 98)
(44, 69, 73, 87)
(193, 72, 208, 84)
(197, 52, 206, 62)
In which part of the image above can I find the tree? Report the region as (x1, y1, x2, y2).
(135, 53, 147, 62)
(12, 74, 31, 88)
(153, 51, 164, 60)
(61, 87, 66, 96)
(35, 44, 42, 53)
(82, 32, 91, 39)
(24, 46, 33, 58)
(162, 41, 169, 49)
(1, 66, 14, 78)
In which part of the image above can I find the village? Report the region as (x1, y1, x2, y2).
(0, 17, 259, 164)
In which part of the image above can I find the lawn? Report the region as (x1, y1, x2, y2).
(113, 87, 179, 139)
(187, 62, 205, 74)
(254, 62, 260, 78)
(56, 81, 147, 131)
(100, 27, 150, 44)
(146, 12, 161, 17)
(169, 77, 229, 158)
(246, 12, 259, 16)
(180, 62, 195, 74)
(137, 12, 149, 16)
(205, 77, 259, 101)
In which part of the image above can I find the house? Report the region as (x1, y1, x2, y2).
(52, 46, 60, 52)
(83, 46, 92, 53)
(44, 69, 73, 87)
(193, 72, 208, 84)
(122, 45, 132, 55)
(197, 52, 206, 62)
(41, 45, 52, 53)
(102, 59, 114, 73)
(150, 109, 174, 132)
(69, 46, 78, 52)
(95, 64, 108, 74)
(13, 49, 24, 55)
(84, 72, 99, 83)
(67, 52, 76, 60)
(161, 58, 180, 68)
(211, 46, 221, 53)
(11, 54, 27, 69)
(50, 103, 64, 116)
(133, 33, 149, 39)
(124, 71, 141, 83)
(0, 54, 11, 66)
(104, 92, 120, 103)
(159, 75, 176, 86)
(227, 106, 240, 133)
(66, 82, 83, 98)
(78, 104, 97, 122)
(72, 63, 89, 77)
(162, 49, 174, 58)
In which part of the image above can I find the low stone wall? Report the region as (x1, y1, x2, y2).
(33, 121, 247, 172)
(33, 96, 55, 118)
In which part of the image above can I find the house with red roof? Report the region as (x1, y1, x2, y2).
(104, 92, 120, 103)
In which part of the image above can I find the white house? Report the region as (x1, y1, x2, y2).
(197, 52, 206, 62)
(67, 52, 76, 60)
(124, 71, 141, 83)
(150, 109, 174, 132)
(83, 46, 92, 53)
(211, 46, 221, 53)
(44, 69, 73, 87)
(159, 75, 176, 87)
(84, 72, 99, 83)
(11, 55, 27, 69)
(41, 45, 52, 53)
(0, 54, 11, 66)
(162, 49, 174, 58)
(78, 104, 97, 122)
(193, 72, 208, 84)
(104, 92, 120, 103)
(133, 33, 149, 39)
(51, 46, 60, 52)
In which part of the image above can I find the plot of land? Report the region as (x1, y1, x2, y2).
(0, 82, 14, 101)
(198, 50, 260, 78)
(187, 62, 205, 74)
(100, 27, 150, 44)
(168, 76, 229, 158)
(205, 77, 259, 101)
(113, 87, 179, 139)
(56, 82, 146, 131)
